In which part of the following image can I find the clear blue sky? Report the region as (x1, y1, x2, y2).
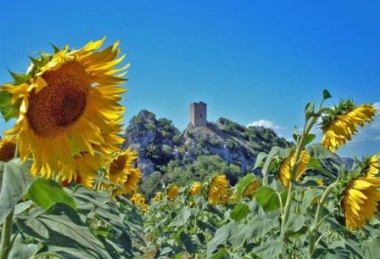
(1, 1, 379, 157)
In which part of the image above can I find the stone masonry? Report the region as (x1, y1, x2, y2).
(190, 101, 207, 127)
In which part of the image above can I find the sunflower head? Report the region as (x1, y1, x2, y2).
(341, 177, 380, 230)
(153, 191, 163, 202)
(189, 182, 202, 196)
(60, 171, 95, 189)
(243, 180, 261, 198)
(361, 153, 380, 178)
(1, 38, 128, 180)
(122, 167, 142, 195)
(0, 136, 17, 162)
(207, 174, 229, 205)
(167, 185, 180, 201)
(278, 150, 310, 188)
(130, 192, 147, 213)
(321, 101, 377, 152)
(107, 149, 138, 185)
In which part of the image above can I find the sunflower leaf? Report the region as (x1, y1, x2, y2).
(0, 91, 20, 121)
(255, 187, 287, 212)
(0, 159, 33, 224)
(8, 70, 31, 84)
(16, 203, 112, 259)
(323, 89, 332, 100)
(230, 203, 250, 221)
(26, 178, 77, 211)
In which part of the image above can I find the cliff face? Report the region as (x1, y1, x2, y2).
(124, 110, 291, 178)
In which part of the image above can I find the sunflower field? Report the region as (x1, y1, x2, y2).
(0, 39, 380, 259)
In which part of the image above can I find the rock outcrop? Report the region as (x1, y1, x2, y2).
(123, 110, 291, 178)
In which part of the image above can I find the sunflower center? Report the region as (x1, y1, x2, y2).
(26, 62, 89, 138)
(52, 90, 86, 127)
(0, 142, 16, 162)
(109, 155, 127, 175)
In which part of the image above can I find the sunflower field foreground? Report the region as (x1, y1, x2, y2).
(0, 40, 380, 259)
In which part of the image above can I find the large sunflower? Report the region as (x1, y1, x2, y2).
(278, 150, 310, 188)
(0, 136, 17, 162)
(208, 174, 228, 205)
(341, 177, 380, 230)
(2, 38, 128, 180)
(321, 102, 376, 152)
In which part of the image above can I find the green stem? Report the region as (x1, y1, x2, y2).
(0, 209, 14, 259)
(308, 183, 336, 259)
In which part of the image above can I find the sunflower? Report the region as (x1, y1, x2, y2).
(153, 191, 163, 202)
(0, 136, 17, 162)
(131, 192, 147, 213)
(131, 192, 145, 205)
(221, 189, 234, 205)
(243, 180, 261, 198)
(189, 182, 202, 196)
(60, 171, 95, 189)
(362, 153, 380, 178)
(107, 149, 138, 185)
(167, 185, 180, 201)
(341, 177, 380, 230)
(2, 38, 128, 179)
(321, 103, 377, 152)
(122, 167, 142, 195)
(278, 150, 310, 188)
(208, 174, 228, 205)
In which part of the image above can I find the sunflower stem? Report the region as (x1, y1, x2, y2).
(308, 183, 336, 259)
(0, 209, 14, 259)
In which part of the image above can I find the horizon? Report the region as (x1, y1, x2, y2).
(1, 1, 379, 158)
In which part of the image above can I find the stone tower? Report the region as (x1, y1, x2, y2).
(190, 101, 207, 127)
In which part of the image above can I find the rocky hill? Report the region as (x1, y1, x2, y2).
(123, 110, 291, 197)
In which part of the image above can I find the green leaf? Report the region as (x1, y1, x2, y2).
(249, 217, 278, 238)
(197, 219, 216, 235)
(361, 237, 380, 259)
(299, 187, 323, 214)
(251, 240, 283, 258)
(253, 152, 267, 170)
(7, 243, 38, 259)
(9, 71, 31, 84)
(173, 206, 192, 227)
(305, 102, 315, 120)
(16, 203, 112, 259)
(207, 223, 230, 257)
(27, 178, 77, 211)
(230, 204, 250, 221)
(306, 144, 334, 159)
(284, 214, 306, 233)
(323, 89, 332, 100)
(255, 187, 286, 212)
(261, 146, 282, 185)
(0, 90, 21, 121)
(304, 134, 316, 146)
(0, 159, 33, 224)
(180, 232, 200, 254)
(14, 200, 33, 215)
(29, 56, 44, 68)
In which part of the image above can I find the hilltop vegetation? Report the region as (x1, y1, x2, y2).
(124, 110, 291, 198)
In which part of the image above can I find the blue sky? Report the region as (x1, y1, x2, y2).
(1, 1, 379, 157)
